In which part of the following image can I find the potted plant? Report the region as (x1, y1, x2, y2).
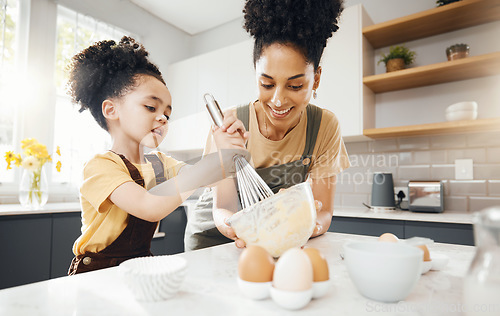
(378, 45, 416, 72)
(436, 0, 461, 7)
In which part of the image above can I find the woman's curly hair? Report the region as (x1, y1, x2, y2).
(243, 0, 343, 70)
(67, 36, 165, 131)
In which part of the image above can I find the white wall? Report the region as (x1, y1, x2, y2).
(190, 0, 500, 130)
(16, 0, 192, 148)
(191, 0, 438, 56)
(57, 0, 192, 71)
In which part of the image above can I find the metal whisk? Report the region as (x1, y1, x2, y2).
(204, 93, 274, 209)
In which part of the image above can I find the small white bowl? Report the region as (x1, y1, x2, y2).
(312, 280, 330, 299)
(430, 253, 449, 271)
(237, 278, 271, 300)
(421, 261, 432, 274)
(446, 101, 478, 113)
(119, 255, 187, 302)
(270, 286, 313, 310)
(446, 110, 477, 121)
(344, 241, 422, 303)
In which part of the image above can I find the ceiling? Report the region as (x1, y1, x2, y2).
(129, 0, 245, 35)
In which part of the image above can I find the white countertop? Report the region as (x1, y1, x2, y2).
(0, 202, 81, 216)
(0, 201, 473, 225)
(0, 232, 476, 315)
(334, 207, 474, 224)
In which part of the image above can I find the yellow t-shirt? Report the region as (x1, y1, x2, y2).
(226, 102, 350, 179)
(72, 151, 183, 255)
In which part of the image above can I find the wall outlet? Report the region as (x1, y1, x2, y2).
(394, 186, 409, 202)
(455, 159, 473, 180)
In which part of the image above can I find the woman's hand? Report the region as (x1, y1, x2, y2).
(312, 200, 323, 237)
(222, 217, 246, 248)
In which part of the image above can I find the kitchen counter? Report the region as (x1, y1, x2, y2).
(0, 232, 477, 315)
(0, 202, 80, 216)
(334, 207, 474, 224)
(1, 202, 473, 225)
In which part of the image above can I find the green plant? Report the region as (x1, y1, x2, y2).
(436, 0, 461, 7)
(377, 45, 416, 66)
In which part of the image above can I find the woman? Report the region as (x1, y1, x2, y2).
(185, 0, 349, 250)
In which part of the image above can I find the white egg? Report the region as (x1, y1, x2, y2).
(273, 248, 313, 291)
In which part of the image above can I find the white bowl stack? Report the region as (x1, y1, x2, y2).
(119, 255, 187, 302)
(445, 101, 478, 121)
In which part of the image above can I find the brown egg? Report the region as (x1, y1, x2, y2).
(304, 248, 329, 282)
(416, 245, 431, 262)
(378, 233, 399, 243)
(238, 245, 275, 282)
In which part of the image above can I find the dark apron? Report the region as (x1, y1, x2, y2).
(68, 152, 166, 275)
(188, 104, 322, 249)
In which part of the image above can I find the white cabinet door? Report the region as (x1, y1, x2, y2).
(315, 4, 374, 140)
(226, 39, 257, 110)
(198, 47, 230, 113)
(165, 56, 198, 121)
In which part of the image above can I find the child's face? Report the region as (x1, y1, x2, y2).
(115, 75, 172, 148)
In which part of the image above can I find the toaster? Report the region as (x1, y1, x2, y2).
(408, 181, 444, 213)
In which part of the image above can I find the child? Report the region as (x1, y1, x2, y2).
(67, 37, 247, 274)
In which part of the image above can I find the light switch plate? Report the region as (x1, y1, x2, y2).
(455, 159, 473, 180)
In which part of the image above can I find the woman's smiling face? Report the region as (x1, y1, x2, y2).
(255, 43, 320, 135)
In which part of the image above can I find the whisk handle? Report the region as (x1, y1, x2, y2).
(204, 93, 224, 127)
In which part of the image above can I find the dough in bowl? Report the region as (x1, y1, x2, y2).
(228, 182, 316, 257)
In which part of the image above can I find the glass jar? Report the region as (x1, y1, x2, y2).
(463, 207, 500, 315)
(18, 166, 48, 209)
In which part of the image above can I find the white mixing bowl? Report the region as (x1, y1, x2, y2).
(344, 241, 423, 302)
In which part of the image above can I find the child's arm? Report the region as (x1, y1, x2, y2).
(109, 117, 248, 222)
(212, 110, 248, 246)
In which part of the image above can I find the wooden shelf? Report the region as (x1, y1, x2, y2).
(363, 118, 500, 139)
(363, 51, 500, 93)
(363, 0, 500, 49)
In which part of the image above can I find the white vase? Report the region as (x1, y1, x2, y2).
(19, 166, 48, 209)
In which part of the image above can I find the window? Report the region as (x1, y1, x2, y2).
(52, 5, 133, 186)
(0, 0, 19, 183)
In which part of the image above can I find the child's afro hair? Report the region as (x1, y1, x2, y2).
(68, 36, 164, 130)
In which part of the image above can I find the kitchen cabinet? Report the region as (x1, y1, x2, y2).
(329, 216, 474, 246)
(0, 215, 52, 290)
(361, 0, 500, 139)
(0, 206, 187, 290)
(162, 40, 256, 152)
(150, 206, 187, 255)
(315, 4, 375, 140)
(166, 56, 199, 120)
(50, 212, 82, 278)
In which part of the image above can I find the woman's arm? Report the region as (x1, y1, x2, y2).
(309, 175, 336, 237)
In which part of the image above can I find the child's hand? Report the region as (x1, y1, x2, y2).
(213, 115, 249, 150)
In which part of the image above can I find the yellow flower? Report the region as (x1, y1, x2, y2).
(21, 156, 41, 171)
(14, 154, 22, 167)
(21, 138, 37, 150)
(5, 151, 14, 162)
(4, 138, 62, 172)
(56, 161, 62, 172)
(4, 151, 14, 170)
